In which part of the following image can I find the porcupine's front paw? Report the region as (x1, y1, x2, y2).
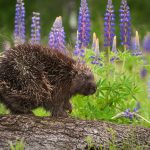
(51, 108, 69, 118)
(64, 101, 72, 113)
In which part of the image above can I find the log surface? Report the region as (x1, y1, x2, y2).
(0, 115, 150, 150)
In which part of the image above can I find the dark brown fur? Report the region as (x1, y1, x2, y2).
(0, 44, 96, 117)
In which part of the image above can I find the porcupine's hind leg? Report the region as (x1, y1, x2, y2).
(0, 81, 34, 114)
(0, 92, 34, 114)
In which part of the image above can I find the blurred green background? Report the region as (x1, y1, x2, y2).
(0, 0, 150, 47)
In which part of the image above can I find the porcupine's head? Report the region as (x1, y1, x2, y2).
(70, 62, 97, 96)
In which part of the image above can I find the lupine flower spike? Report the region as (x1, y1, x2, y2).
(132, 31, 142, 56)
(110, 36, 119, 63)
(91, 38, 101, 65)
(92, 32, 97, 51)
(119, 0, 131, 51)
(74, 31, 86, 63)
(104, 0, 115, 48)
(112, 36, 118, 54)
(104, 0, 115, 63)
(30, 12, 41, 44)
(112, 102, 150, 124)
(74, 31, 79, 56)
(77, 0, 91, 55)
(14, 0, 26, 46)
(48, 16, 66, 54)
(143, 33, 150, 53)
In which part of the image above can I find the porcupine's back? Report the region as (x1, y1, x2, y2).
(0, 44, 76, 97)
(0, 44, 97, 116)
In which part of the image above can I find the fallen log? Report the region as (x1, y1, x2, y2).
(0, 115, 150, 150)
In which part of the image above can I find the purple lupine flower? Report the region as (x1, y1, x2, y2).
(14, 0, 26, 46)
(112, 36, 118, 54)
(119, 0, 131, 50)
(74, 31, 81, 56)
(77, 0, 91, 50)
(140, 68, 147, 79)
(104, 0, 115, 47)
(124, 102, 140, 120)
(91, 38, 101, 65)
(131, 31, 142, 56)
(48, 16, 66, 54)
(143, 33, 150, 53)
(112, 102, 150, 123)
(110, 36, 119, 63)
(112, 102, 141, 120)
(110, 57, 119, 64)
(30, 12, 41, 44)
(131, 38, 141, 56)
(124, 109, 134, 119)
(74, 31, 85, 58)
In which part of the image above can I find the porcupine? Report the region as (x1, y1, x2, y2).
(0, 44, 97, 117)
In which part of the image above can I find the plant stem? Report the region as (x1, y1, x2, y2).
(111, 112, 124, 119)
(107, 46, 110, 63)
(124, 45, 126, 52)
(122, 53, 125, 73)
(135, 113, 150, 124)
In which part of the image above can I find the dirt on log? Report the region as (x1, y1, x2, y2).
(0, 115, 150, 150)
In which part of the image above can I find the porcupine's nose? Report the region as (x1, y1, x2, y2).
(89, 83, 97, 94)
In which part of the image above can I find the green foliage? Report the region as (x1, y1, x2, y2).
(71, 49, 150, 126)
(0, 103, 9, 115)
(32, 107, 50, 117)
(9, 139, 25, 150)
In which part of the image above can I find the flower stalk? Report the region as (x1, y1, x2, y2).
(30, 12, 41, 44)
(77, 0, 91, 55)
(104, 0, 115, 63)
(119, 0, 131, 50)
(48, 16, 66, 54)
(14, 0, 26, 46)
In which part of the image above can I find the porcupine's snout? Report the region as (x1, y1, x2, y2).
(87, 81, 97, 95)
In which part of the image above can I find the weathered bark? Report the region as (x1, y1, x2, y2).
(0, 115, 150, 150)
